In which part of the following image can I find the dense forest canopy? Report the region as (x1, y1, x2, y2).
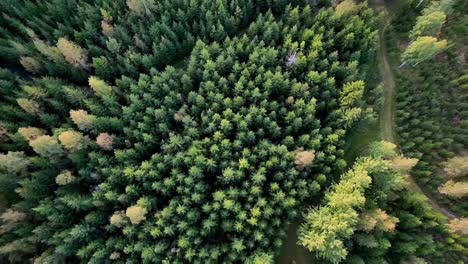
(0, 0, 466, 263)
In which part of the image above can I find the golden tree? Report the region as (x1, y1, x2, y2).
(125, 205, 147, 224)
(70, 109, 95, 131)
(439, 180, 468, 198)
(335, 0, 357, 17)
(17, 98, 41, 115)
(56, 38, 88, 69)
(359, 209, 399, 232)
(443, 156, 468, 179)
(55, 170, 77, 186)
(447, 218, 468, 235)
(294, 150, 315, 170)
(110, 211, 126, 227)
(20, 57, 41, 74)
(89, 76, 113, 97)
(18, 127, 45, 141)
(58, 130, 86, 151)
(29, 135, 63, 158)
(391, 157, 419, 173)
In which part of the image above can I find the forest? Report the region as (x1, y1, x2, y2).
(0, 0, 466, 263)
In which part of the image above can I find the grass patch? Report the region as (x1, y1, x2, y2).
(344, 118, 380, 164)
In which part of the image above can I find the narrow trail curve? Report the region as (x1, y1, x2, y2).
(375, 3, 457, 220)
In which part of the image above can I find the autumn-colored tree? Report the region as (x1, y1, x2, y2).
(447, 218, 468, 235)
(126, 205, 147, 224)
(20, 56, 41, 74)
(335, 0, 357, 16)
(409, 11, 446, 38)
(358, 209, 399, 232)
(294, 150, 315, 170)
(96, 133, 114, 150)
(0, 152, 29, 173)
(127, 0, 145, 16)
(33, 38, 64, 63)
(58, 130, 86, 151)
(443, 156, 468, 179)
(402, 36, 448, 66)
(17, 98, 41, 115)
(55, 170, 77, 185)
(18, 127, 45, 141)
(56, 38, 88, 69)
(439, 180, 468, 198)
(368, 141, 398, 159)
(0, 209, 26, 224)
(29, 135, 63, 158)
(101, 20, 114, 37)
(298, 157, 383, 263)
(70, 109, 95, 131)
(391, 156, 419, 173)
(110, 211, 126, 227)
(88, 76, 112, 97)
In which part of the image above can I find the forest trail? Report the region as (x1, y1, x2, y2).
(278, 1, 457, 262)
(374, 1, 458, 220)
(377, 25, 395, 143)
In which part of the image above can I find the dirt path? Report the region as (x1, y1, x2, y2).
(377, 27, 395, 143)
(375, 2, 457, 220)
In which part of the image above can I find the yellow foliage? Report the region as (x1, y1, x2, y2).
(18, 127, 45, 141)
(443, 156, 468, 179)
(29, 135, 63, 158)
(359, 209, 399, 232)
(368, 141, 397, 159)
(20, 56, 41, 74)
(89, 76, 113, 97)
(340, 80, 365, 107)
(23, 85, 47, 98)
(0, 151, 29, 173)
(110, 211, 126, 227)
(55, 170, 76, 186)
(56, 38, 88, 69)
(335, 0, 358, 16)
(58, 130, 86, 150)
(33, 39, 63, 63)
(70, 109, 95, 131)
(101, 20, 114, 36)
(126, 205, 147, 224)
(391, 156, 418, 173)
(127, 0, 144, 15)
(294, 150, 315, 170)
(447, 218, 468, 235)
(17, 98, 41, 115)
(439, 180, 468, 198)
(1, 209, 26, 223)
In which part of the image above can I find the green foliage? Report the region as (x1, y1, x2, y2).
(402, 36, 447, 66)
(299, 141, 467, 263)
(298, 151, 386, 263)
(409, 11, 446, 38)
(392, 0, 468, 216)
(0, 1, 383, 263)
(402, 0, 456, 66)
